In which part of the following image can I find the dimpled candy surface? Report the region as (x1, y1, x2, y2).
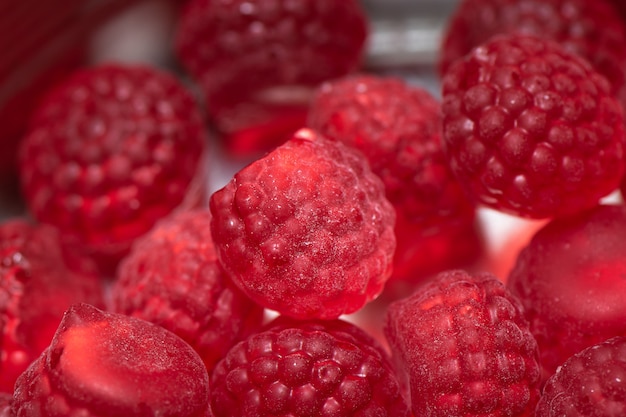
(175, 0, 368, 147)
(0, 220, 103, 394)
(536, 336, 626, 417)
(209, 128, 396, 319)
(12, 303, 210, 417)
(112, 208, 265, 372)
(507, 204, 626, 379)
(308, 74, 469, 226)
(18, 64, 208, 274)
(308, 74, 482, 286)
(439, 0, 626, 104)
(441, 34, 625, 218)
(385, 269, 541, 417)
(210, 317, 410, 417)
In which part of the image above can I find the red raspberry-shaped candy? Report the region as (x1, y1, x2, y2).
(210, 128, 396, 319)
(175, 0, 368, 154)
(507, 204, 626, 379)
(309, 75, 470, 226)
(12, 303, 210, 417)
(308, 74, 483, 287)
(0, 219, 103, 393)
(210, 317, 410, 417)
(18, 64, 208, 276)
(439, 0, 626, 104)
(112, 208, 264, 372)
(536, 336, 626, 416)
(385, 270, 541, 417)
(441, 34, 625, 218)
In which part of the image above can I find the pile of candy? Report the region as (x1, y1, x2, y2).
(2, 0, 626, 416)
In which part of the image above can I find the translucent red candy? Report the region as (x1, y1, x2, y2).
(442, 34, 625, 218)
(536, 336, 626, 416)
(10, 2, 626, 416)
(175, 0, 368, 155)
(308, 75, 461, 228)
(210, 317, 410, 417)
(385, 270, 541, 417)
(18, 64, 209, 275)
(12, 303, 210, 417)
(210, 128, 396, 319)
(439, 0, 626, 105)
(507, 204, 626, 379)
(112, 208, 264, 372)
(0, 219, 103, 393)
(308, 74, 483, 292)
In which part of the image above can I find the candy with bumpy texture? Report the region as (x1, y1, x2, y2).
(112, 208, 264, 372)
(309, 75, 466, 226)
(18, 64, 208, 275)
(441, 34, 625, 218)
(536, 336, 626, 417)
(309, 74, 483, 288)
(439, 0, 626, 106)
(385, 269, 541, 417)
(507, 204, 626, 379)
(12, 303, 210, 417)
(175, 0, 368, 155)
(210, 317, 410, 417)
(210, 128, 396, 319)
(0, 219, 103, 394)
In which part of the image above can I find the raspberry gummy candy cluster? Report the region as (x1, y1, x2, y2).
(3, 0, 626, 416)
